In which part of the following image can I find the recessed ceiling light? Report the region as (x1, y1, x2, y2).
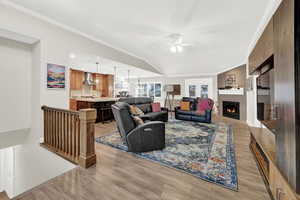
(69, 53, 76, 59)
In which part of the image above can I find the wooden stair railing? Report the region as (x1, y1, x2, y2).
(41, 106, 97, 168)
(0, 191, 10, 200)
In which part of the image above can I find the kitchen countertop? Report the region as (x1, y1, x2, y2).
(70, 97, 119, 102)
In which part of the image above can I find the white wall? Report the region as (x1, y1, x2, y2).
(0, 2, 160, 198)
(246, 66, 260, 127)
(0, 2, 160, 110)
(0, 147, 14, 196)
(0, 37, 75, 198)
(129, 75, 218, 105)
(0, 151, 2, 193)
(0, 40, 34, 197)
(0, 37, 32, 133)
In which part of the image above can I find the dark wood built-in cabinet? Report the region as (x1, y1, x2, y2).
(273, 0, 298, 193)
(249, 18, 274, 75)
(249, 0, 300, 198)
(250, 127, 298, 200)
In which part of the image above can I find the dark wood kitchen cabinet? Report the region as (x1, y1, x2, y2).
(69, 99, 115, 123)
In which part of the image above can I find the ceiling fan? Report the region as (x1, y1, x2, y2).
(168, 33, 192, 53)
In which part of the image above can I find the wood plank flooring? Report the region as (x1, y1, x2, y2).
(15, 116, 271, 200)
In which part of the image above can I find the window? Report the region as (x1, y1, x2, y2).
(189, 85, 196, 97)
(138, 83, 148, 97)
(149, 83, 155, 97)
(200, 85, 208, 98)
(137, 82, 162, 98)
(155, 83, 161, 97)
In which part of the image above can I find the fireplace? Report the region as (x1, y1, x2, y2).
(223, 101, 240, 120)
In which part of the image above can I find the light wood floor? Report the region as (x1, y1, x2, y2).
(15, 116, 271, 200)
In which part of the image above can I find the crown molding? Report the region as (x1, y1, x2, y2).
(0, 0, 162, 74)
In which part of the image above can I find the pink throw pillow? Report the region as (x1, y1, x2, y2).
(196, 99, 210, 115)
(151, 102, 161, 112)
(199, 99, 210, 111)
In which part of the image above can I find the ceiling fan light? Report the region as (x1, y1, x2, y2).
(177, 45, 183, 52)
(170, 46, 177, 53)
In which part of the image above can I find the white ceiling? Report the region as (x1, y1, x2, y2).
(8, 0, 271, 76)
(69, 54, 161, 78)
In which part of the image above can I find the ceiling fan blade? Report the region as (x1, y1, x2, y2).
(177, 36, 183, 44)
(181, 43, 193, 46)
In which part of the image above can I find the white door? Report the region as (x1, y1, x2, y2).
(185, 78, 213, 99)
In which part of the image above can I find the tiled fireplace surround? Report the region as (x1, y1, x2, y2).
(217, 64, 247, 121)
(218, 95, 246, 121)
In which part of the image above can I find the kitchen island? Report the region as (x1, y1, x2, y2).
(70, 97, 118, 123)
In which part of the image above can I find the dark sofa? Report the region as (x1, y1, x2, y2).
(175, 97, 213, 123)
(118, 97, 168, 122)
(111, 102, 165, 152)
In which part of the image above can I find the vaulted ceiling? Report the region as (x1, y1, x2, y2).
(9, 0, 271, 76)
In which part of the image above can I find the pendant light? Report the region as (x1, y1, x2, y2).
(114, 66, 117, 97)
(96, 62, 100, 73)
(127, 70, 130, 92)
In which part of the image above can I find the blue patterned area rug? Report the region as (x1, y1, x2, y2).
(95, 120, 238, 191)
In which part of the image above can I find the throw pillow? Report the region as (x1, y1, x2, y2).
(180, 101, 190, 111)
(196, 99, 210, 116)
(130, 105, 144, 116)
(196, 103, 206, 115)
(136, 104, 151, 113)
(199, 99, 211, 111)
(132, 116, 144, 126)
(151, 102, 161, 112)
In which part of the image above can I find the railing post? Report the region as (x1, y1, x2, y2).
(78, 108, 97, 168)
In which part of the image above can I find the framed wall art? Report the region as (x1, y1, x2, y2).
(47, 63, 66, 89)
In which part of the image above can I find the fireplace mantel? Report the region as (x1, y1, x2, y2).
(218, 88, 244, 95)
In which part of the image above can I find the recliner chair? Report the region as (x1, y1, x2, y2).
(111, 102, 165, 152)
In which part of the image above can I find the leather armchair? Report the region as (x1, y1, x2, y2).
(111, 102, 165, 152)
